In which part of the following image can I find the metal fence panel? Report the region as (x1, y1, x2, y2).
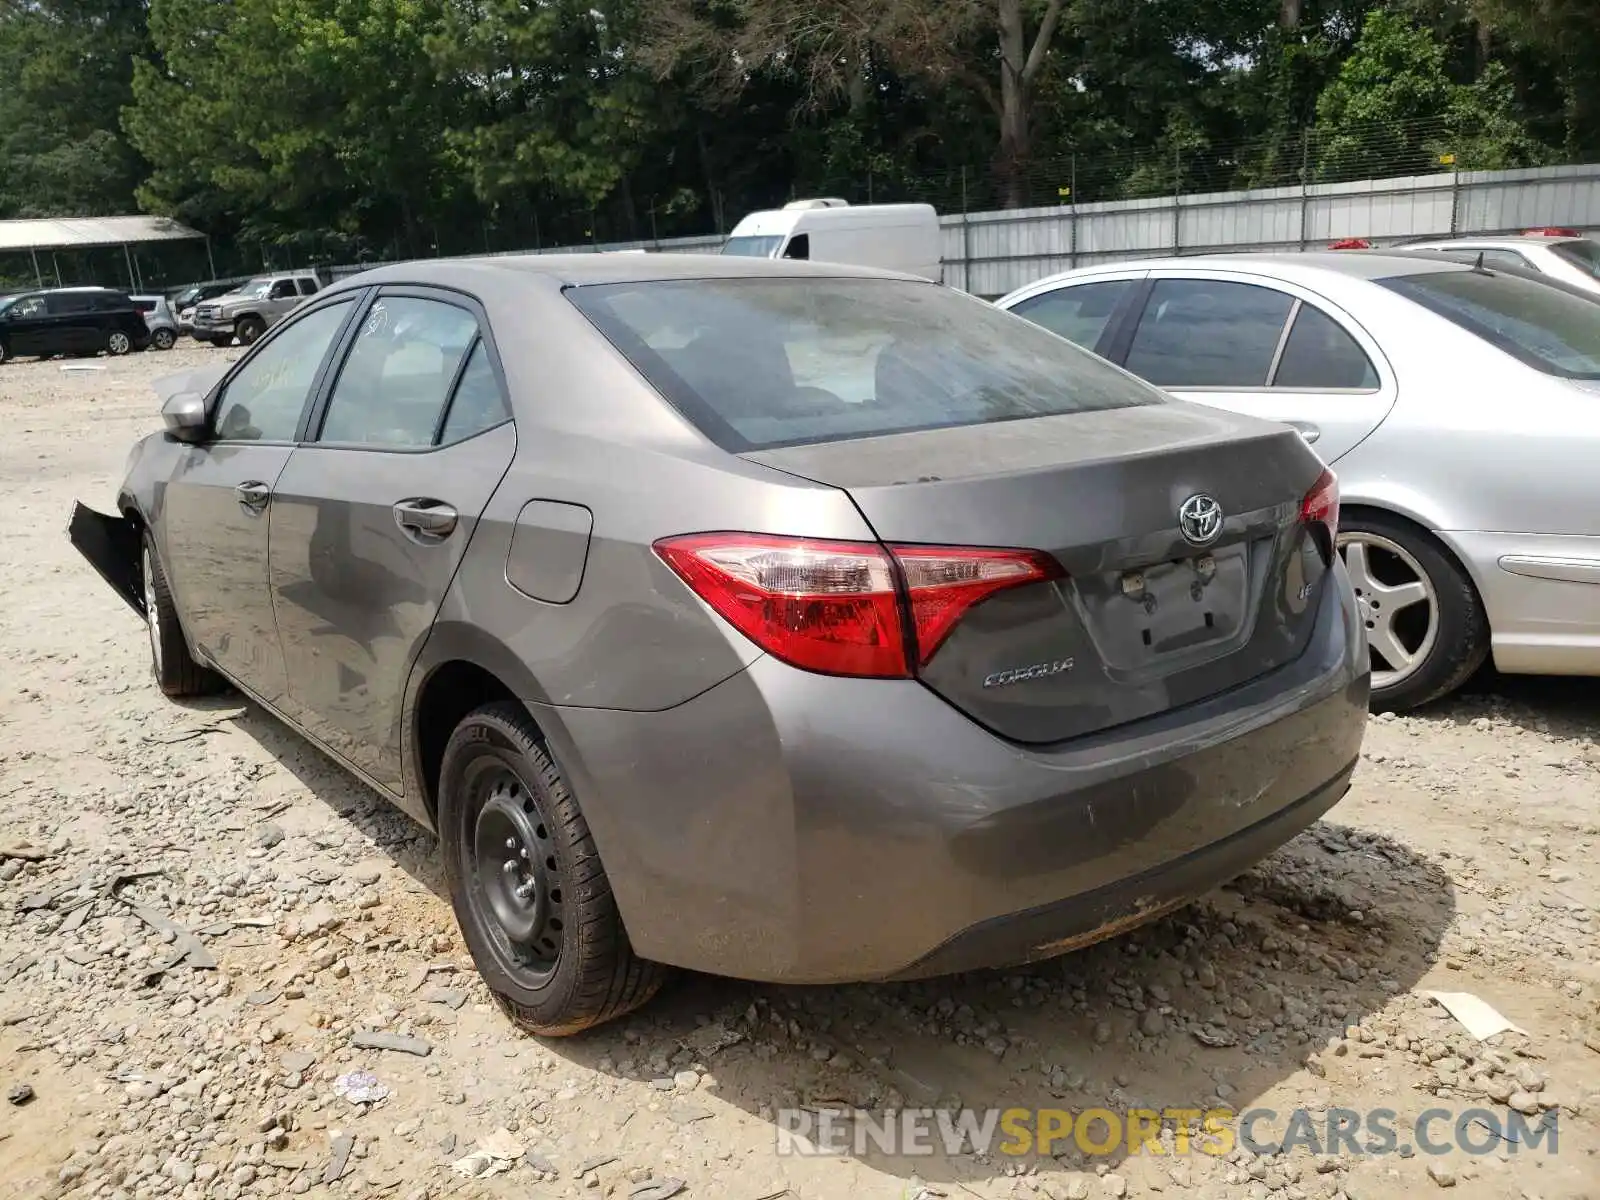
(327, 164, 1600, 298)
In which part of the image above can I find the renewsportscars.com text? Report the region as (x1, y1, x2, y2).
(775, 1106, 1559, 1159)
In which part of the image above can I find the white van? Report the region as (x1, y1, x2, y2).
(720, 199, 943, 281)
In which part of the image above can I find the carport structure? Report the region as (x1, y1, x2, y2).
(0, 215, 212, 291)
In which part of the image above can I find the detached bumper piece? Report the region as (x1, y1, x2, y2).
(68, 501, 144, 617)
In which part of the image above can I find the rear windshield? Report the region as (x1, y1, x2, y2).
(1381, 268, 1600, 380)
(566, 277, 1163, 451)
(1552, 239, 1600, 279)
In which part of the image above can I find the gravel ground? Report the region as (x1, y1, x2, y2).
(1, 346, 1597, 1200)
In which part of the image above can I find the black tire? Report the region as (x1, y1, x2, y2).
(141, 534, 225, 698)
(1339, 511, 1489, 712)
(0, 340, 8, 364)
(203, 336, 230, 347)
(151, 328, 176, 350)
(438, 702, 667, 1035)
(235, 315, 266, 345)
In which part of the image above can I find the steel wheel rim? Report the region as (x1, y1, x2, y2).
(1337, 531, 1438, 691)
(155, 330, 174, 349)
(466, 766, 562, 981)
(142, 547, 162, 676)
(109, 332, 130, 354)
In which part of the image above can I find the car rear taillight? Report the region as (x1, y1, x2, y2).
(1329, 238, 1371, 250)
(654, 533, 1062, 678)
(1300, 468, 1340, 554)
(1524, 227, 1579, 238)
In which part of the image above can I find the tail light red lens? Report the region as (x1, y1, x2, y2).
(1329, 238, 1371, 250)
(1524, 227, 1579, 237)
(1300, 468, 1340, 548)
(654, 533, 1062, 678)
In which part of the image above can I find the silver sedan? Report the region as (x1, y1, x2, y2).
(997, 251, 1600, 711)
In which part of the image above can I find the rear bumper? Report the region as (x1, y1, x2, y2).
(539, 565, 1369, 984)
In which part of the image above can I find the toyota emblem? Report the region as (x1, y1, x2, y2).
(1177, 494, 1224, 546)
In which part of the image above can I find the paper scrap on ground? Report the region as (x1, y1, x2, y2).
(450, 1127, 525, 1179)
(1425, 991, 1526, 1041)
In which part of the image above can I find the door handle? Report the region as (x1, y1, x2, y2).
(393, 499, 458, 539)
(1286, 420, 1321, 445)
(234, 481, 271, 510)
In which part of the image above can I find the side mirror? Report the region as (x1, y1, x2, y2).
(161, 391, 210, 443)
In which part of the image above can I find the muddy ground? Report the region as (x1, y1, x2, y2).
(1, 345, 1597, 1200)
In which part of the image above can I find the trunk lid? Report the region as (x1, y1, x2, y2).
(747, 404, 1332, 743)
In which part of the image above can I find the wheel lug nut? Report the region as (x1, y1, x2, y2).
(504, 838, 517, 851)
(515, 883, 534, 900)
(502, 861, 518, 875)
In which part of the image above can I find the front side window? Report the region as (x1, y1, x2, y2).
(297, 278, 320, 296)
(1009, 280, 1134, 351)
(317, 297, 479, 447)
(567, 277, 1163, 452)
(782, 234, 810, 261)
(269, 280, 298, 300)
(6, 295, 45, 319)
(1272, 303, 1380, 390)
(1381, 268, 1600, 380)
(1124, 279, 1295, 388)
(212, 300, 354, 441)
(720, 236, 783, 258)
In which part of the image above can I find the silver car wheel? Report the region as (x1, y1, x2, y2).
(108, 331, 131, 355)
(143, 546, 163, 677)
(1338, 531, 1438, 691)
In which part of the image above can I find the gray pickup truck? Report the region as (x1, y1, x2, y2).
(190, 271, 323, 346)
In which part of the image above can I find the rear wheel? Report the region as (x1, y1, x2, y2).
(438, 702, 667, 1035)
(106, 330, 132, 356)
(235, 315, 266, 345)
(141, 535, 224, 698)
(0, 340, 8, 364)
(151, 328, 176, 350)
(1338, 512, 1488, 712)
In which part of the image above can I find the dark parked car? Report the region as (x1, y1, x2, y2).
(0, 287, 152, 363)
(69, 255, 1369, 1035)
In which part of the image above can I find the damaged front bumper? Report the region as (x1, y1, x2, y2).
(68, 501, 144, 618)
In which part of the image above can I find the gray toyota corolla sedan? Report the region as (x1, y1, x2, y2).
(69, 254, 1368, 1035)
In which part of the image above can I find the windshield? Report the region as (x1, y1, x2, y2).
(566, 277, 1164, 451)
(1382, 268, 1600, 380)
(1551, 239, 1600, 279)
(720, 236, 783, 258)
(238, 278, 273, 299)
(173, 287, 201, 307)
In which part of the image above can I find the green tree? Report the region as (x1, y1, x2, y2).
(0, 0, 148, 217)
(128, 0, 467, 262)
(1313, 7, 1545, 179)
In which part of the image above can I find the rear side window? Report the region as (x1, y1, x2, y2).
(1125, 280, 1294, 387)
(1009, 280, 1133, 351)
(297, 278, 320, 296)
(438, 341, 511, 444)
(1382, 269, 1600, 379)
(318, 297, 480, 447)
(49, 293, 94, 315)
(1551, 239, 1600, 279)
(566, 277, 1162, 451)
(1272, 304, 1379, 389)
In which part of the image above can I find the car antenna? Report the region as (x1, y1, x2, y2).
(1473, 249, 1487, 272)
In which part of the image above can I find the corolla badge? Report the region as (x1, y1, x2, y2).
(1177, 493, 1224, 546)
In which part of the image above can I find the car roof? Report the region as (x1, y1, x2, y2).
(1019, 250, 1469, 291)
(334, 252, 921, 293)
(1407, 234, 1589, 247)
